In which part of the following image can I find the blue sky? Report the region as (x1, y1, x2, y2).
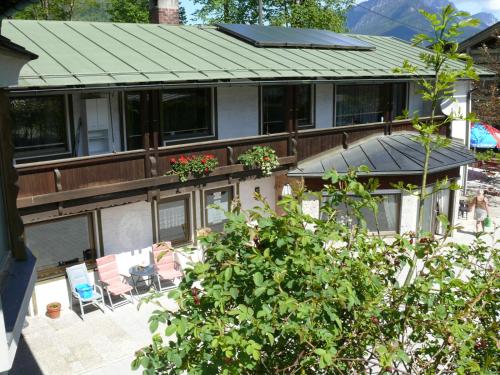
(182, 0, 500, 23)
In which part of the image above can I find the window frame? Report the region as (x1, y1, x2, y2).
(155, 194, 192, 247)
(159, 87, 216, 145)
(24, 212, 97, 281)
(260, 84, 315, 135)
(203, 185, 234, 232)
(9, 93, 72, 163)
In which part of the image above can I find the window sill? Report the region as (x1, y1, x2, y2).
(162, 135, 217, 147)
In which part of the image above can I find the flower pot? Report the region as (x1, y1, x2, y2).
(46, 302, 61, 319)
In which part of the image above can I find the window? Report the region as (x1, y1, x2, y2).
(335, 83, 407, 126)
(262, 85, 313, 134)
(157, 196, 191, 246)
(204, 187, 233, 232)
(392, 83, 407, 119)
(329, 194, 400, 234)
(160, 88, 212, 141)
(10, 95, 68, 158)
(24, 214, 95, 279)
(125, 93, 143, 150)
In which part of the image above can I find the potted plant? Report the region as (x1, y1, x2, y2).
(238, 146, 280, 176)
(46, 302, 61, 319)
(168, 154, 218, 182)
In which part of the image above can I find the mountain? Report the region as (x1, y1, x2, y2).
(347, 0, 498, 42)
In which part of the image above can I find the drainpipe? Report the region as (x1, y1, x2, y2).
(463, 82, 478, 195)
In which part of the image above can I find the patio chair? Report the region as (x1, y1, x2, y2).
(152, 243, 183, 291)
(66, 263, 104, 320)
(96, 255, 134, 310)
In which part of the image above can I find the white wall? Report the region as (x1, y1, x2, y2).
(239, 176, 276, 211)
(217, 86, 259, 139)
(400, 192, 418, 233)
(315, 84, 334, 129)
(441, 80, 468, 143)
(0, 52, 30, 88)
(101, 201, 154, 275)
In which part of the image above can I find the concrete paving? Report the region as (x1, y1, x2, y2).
(10, 295, 177, 375)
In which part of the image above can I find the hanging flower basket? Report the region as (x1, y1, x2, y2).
(238, 146, 280, 176)
(168, 154, 219, 182)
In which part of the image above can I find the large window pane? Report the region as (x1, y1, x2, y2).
(160, 88, 212, 141)
(25, 215, 94, 279)
(205, 187, 233, 232)
(392, 83, 407, 119)
(125, 93, 143, 150)
(327, 194, 400, 234)
(360, 194, 400, 233)
(158, 197, 190, 245)
(336, 84, 384, 126)
(263, 86, 287, 134)
(262, 85, 312, 134)
(10, 95, 67, 158)
(296, 85, 312, 127)
(335, 83, 407, 126)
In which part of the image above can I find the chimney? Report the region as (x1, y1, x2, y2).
(150, 0, 179, 25)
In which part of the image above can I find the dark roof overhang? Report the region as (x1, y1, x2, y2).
(289, 133, 475, 177)
(0, 34, 37, 60)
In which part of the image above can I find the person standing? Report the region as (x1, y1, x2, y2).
(469, 189, 490, 232)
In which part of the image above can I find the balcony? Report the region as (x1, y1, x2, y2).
(15, 117, 446, 210)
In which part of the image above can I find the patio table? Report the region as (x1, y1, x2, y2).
(129, 265, 155, 294)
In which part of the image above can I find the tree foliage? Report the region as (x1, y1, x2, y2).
(134, 170, 498, 374)
(14, 0, 100, 20)
(107, 0, 149, 23)
(193, 0, 353, 32)
(472, 31, 500, 127)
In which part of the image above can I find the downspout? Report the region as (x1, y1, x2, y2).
(463, 82, 477, 194)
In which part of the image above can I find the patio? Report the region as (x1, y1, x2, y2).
(10, 193, 498, 375)
(10, 295, 177, 375)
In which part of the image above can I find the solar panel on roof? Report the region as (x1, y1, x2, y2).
(216, 23, 375, 50)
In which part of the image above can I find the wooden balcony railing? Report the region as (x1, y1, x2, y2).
(16, 132, 294, 208)
(15, 117, 447, 209)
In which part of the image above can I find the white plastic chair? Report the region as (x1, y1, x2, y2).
(66, 263, 105, 319)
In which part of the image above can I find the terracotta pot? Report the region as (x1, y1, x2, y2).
(46, 302, 61, 319)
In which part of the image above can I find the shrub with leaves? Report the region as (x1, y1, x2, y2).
(238, 146, 280, 177)
(133, 168, 498, 374)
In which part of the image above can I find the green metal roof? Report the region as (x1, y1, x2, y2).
(1, 20, 494, 88)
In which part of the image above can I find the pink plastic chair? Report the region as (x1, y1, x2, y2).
(152, 242, 183, 291)
(96, 255, 134, 310)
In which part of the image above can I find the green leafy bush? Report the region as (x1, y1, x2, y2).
(133, 169, 498, 374)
